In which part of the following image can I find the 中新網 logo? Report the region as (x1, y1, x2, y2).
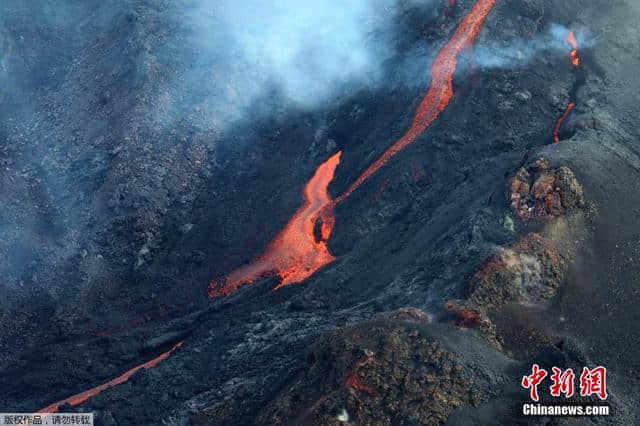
(521, 364, 608, 401)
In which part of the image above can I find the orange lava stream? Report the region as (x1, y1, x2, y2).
(335, 0, 496, 203)
(208, 0, 496, 299)
(567, 31, 580, 67)
(553, 31, 580, 143)
(37, 341, 183, 413)
(208, 152, 342, 298)
(553, 101, 575, 144)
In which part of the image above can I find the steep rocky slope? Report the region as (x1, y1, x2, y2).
(1, 0, 640, 424)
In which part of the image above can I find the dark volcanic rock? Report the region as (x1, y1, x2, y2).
(510, 158, 585, 222)
(468, 233, 565, 311)
(442, 299, 502, 349)
(193, 310, 512, 426)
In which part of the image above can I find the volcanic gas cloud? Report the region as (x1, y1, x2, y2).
(209, 0, 496, 299)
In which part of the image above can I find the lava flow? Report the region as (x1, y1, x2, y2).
(208, 152, 342, 298)
(209, 0, 496, 299)
(567, 31, 580, 67)
(553, 101, 575, 144)
(553, 31, 581, 143)
(335, 0, 496, 203)
(37, 341, 183, 413)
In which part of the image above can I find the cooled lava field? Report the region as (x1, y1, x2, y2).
(2, 0, 640, 424)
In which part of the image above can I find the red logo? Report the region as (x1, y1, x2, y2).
(521, 365, 608, 401)
(521, 364, 547, 401)
(579, 366, 608, 400)
(550, 367, 575, 398)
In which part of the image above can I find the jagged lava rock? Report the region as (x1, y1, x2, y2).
(468, 233, 565, 311)
(510, 158, 585, 222)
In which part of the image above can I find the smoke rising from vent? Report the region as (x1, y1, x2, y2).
(471, 24, 595, 69)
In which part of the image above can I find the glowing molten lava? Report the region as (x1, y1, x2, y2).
(209, 0, 496, 299)
(335, 0, 496, 203)
(567, 31, 580, 67)
(552, 30, 580, 144)
(553, 101, 575, 144)
(37, 342, 183, 413)
(208, 152, 342, 297)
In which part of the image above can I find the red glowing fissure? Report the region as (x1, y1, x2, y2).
(567, 31, 580, 67)
(553, 31, 580, 144)
(37, 342, 183, 413)
(209, 0, 496, 299)
(553, 101, 575, 144)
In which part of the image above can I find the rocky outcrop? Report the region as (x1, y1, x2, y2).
(217, 310, 491, 426)
(468, 233, 565, 311)
(459, 158, 593, 359)
(442, 300, 502, 349)
(468, 159, 586, 314)
(510, 158, 585, 222)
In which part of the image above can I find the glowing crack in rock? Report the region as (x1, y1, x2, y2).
(567, 31, 580, 67)
(553, 31, 580, 143)
(209, 0, 496, 298)
(553, 101, 575, 144)
(37, 342, 184, 413)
